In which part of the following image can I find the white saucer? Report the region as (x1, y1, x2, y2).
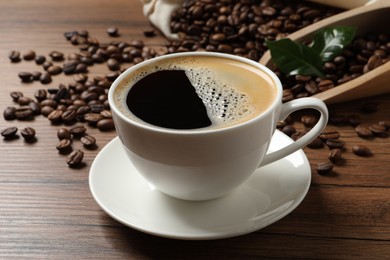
(89, 130, 311, 240)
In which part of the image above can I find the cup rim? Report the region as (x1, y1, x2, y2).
(108, 52, 283, 135)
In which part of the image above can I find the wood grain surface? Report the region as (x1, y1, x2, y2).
(0, 0, 389, 259)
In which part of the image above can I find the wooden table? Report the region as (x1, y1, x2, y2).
(0, 0, 389, 258)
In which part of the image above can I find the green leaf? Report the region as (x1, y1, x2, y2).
(266, 38, 325, 77)
(311, 26, 357, 62)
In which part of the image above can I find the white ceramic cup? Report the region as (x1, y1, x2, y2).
(109, 52, 328, 201)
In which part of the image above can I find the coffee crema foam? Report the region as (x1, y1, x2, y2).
(114, 56, 276, 130)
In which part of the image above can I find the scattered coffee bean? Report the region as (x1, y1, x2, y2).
(281, 125, 296, 136)
(347, 115, 361, 127)
(316, 162, 334, 175)
(80, 134, 96, 148)
(369, 124, 388, 137)
(15, 107, 33, 120)
(49, 50, 64, 61)
(307, 137, 324, 149)
(3, 107, 16, 120)
(20, 127, 36, 141)
(66, 149, 84, 167)
(41, 106, 55, 117)
(107, 58, 120, 71)
(355, 125, 373, 138)
(31, 71, 42, 81)
(47, 109, 64, 123)
(97, 118, 115, 131)
(69, 125, 87, 137)
(10, 91, 23, 102)
(23, 50, 36, 61)
(47, 65, 63, 75)
(18, 72, 33, 82)
(328, 148, 342, 164)
(319, 131, 340, 140)
(352, 145, 372, 157)
(39, 72, 52, 84)
(57, 128, 72, 140)
(34, 55, 46, 65)
(56, 138, 72, 153)
(1, 127, 18, 139)
(325, 139, 344, 149)
(301, 114, 318, 127)
(9, 50, 21, 62)
(107, 27, 119, 37)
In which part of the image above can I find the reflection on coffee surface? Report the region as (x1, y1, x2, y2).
(114, 56, 276, 130)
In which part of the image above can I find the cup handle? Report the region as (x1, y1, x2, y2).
(260, 97, 328, 166)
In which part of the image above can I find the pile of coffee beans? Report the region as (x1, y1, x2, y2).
(278, 32, 390, 101)
(5, 28, 161, 167)
(168, 0, 341, 60)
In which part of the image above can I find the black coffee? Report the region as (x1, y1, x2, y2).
(126, 70, 212, 129)
(114, 55, 276, 130)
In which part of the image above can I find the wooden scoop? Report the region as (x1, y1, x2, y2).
(259, 1, 390, 104)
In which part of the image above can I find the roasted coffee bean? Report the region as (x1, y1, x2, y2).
(54, 85, 69, 102)
(107, 58, 120, 71)
(307, 137, 324, 149)
(47, 65, 63, 75)
(3, 107, 16, 120)
(69, 125, 87, 137)
(40, 99, 57, 108)
(319, 131, 340, 140)
(107, 27, 119, 37)
(15, 107, 33, 120)
(84, 113, 103, 126)
(34, 55, 46, 65)
(97, 118, 115, 131)
(100, 110, 112, 119)
(369, 124, 388, 137)
(17, 96, 33, 106)
(56, 138, 72, 153)
(355, 125, 373, 138)
(49, 50, 64, 61)
(66, 149, 84, 167)
(9, 50, 21, 62)
(47, 109, 63, 123)
(39, 72, 52, 84)
(34, 89, 47, 102)
(20, 127, 36, 141)
(23, 50, 36, 60)
(281, 125, 296, 137)
(352, 145, 372, 157)
(57, 128, 71, 140)
(29, 101, 41, 115)
(291, 130, 306, 141)
(80, 134, 96, 148)
(347, 115, 361, 127)
(18, 72, 33, 82)
(328, 148, 343, 164)
(316, 162, 334, 175)
(61, 109, 77, 123)
(41, 106, 55, 117)
(10, 91, 23, 102)
(1, 127, 18, 139)
(42, 61, 53, 70)
(325, 139, 344, 149)
(301, 114, 318, 127)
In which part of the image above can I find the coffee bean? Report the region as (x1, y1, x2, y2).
(352, 145, 372, 157)
(369, 124, 388, 137)
(9, 50, 21, 62)
(319, 131, 340, 140)
(107, 27, 119, 37)
(29, 102, 41, 115)
(107, 58, 120, 71)
(39, 72, 52, 84)
(34, 55, 46, 65)
(66, 149, 84, 168)
(84, 113, 103, 126)
(49, 50, 64, 61)
(69, 125, 87, 137)
(48, 109, 63, 123)
(1, 127, 18, 139)
(347, 115, 361, 127)
(325, 139, 344, 149)
(20, 127, 36, 141)
(34, 89, 47, 102)
(355, 125, 373, 138)
(18, 72, 33, 82)
(301, 114, 318, 127)
(23, 50, 36, 61)
(3, 107, 16, 120)
(57, 128, 71, 140)
(41, 99, 57, 108)
(61, 109, 77, 123)
(41, 106, 55, 117)
(17, 96, 33, 106)
(307, 137, 324, 149)
(56, 138, 72, 153)
(316, 162, 334, 175)
(47, 65, 63, 75)
(15, 107, 33, 120)
(328, 148, 342, 164)
(379, 120, 390, 130)
(97, 118, 115, 131)
(80, 134, 96, 148)
(281, 125, 296, 137)
(10, 91, 23, 102)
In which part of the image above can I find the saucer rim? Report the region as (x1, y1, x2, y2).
(89, 130, 311, 240)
